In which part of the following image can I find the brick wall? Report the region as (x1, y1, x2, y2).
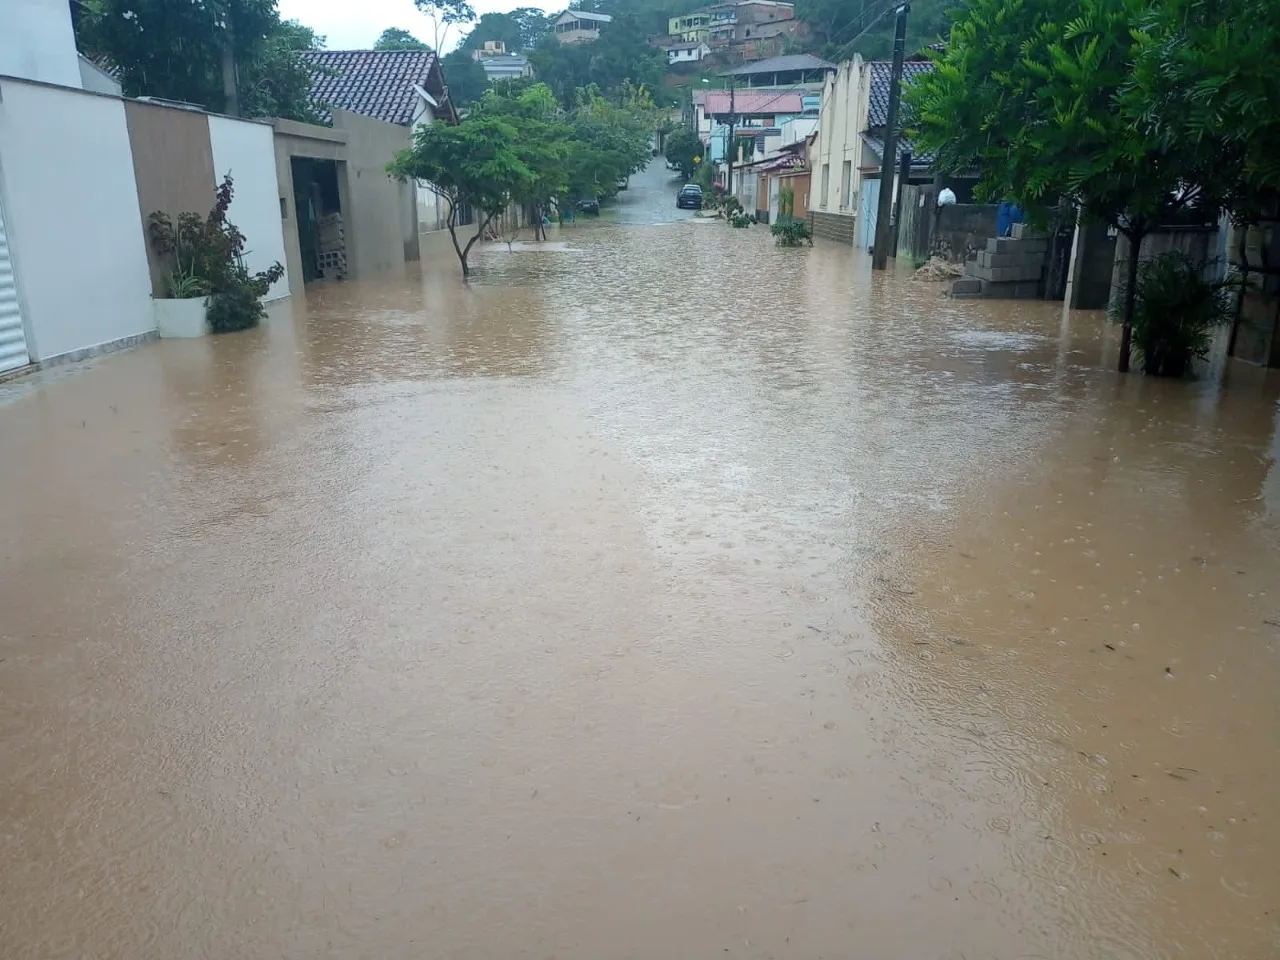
(808, 210, 857, 245)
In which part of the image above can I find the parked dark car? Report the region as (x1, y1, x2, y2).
(677, 184, 703, 209)
(576, 197, 601, 215)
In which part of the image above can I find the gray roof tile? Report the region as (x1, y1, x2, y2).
(300, 49, 439, 126)
(867, 59, 934, 128)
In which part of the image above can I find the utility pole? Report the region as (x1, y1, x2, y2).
(726, 75, 736, 197)
(220, 13, 239, 117)
(221, 42, 240, 116)
(872, 4, 909, 270)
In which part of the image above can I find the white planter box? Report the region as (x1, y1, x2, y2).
(153, 297, 209, 338)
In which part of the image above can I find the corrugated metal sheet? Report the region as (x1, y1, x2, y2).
(0, 195, 31, 373)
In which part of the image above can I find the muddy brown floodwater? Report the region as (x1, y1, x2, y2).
(2, 163, 1279, 959)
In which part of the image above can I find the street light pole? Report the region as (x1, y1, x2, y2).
(872, 4, 909, 271)
(726, 75, 736, 197)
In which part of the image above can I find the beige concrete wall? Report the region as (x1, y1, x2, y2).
(330, 109, 418, 278)
(124, 99, 217, 296)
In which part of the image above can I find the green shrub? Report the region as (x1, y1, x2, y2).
(730, 211, 755, 228)
(1113, 250, 1235, 377)
(206, 284, 264, 333)
(770, 218, 811, 246)
(148, 175, 284, 333)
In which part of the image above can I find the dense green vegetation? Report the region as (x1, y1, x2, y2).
(439, 49, 490, 107)
(459, 9, 552, 51)
(1116, 251, 1236, 377)
(664, 128, 705, 180)
(73, 0, 324, 122)
(529, 13, 667, 108)
(908, 0, 1280, 372)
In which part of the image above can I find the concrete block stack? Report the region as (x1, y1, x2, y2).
(316, 212, 347, 281)
(950, 225, 1049, 299)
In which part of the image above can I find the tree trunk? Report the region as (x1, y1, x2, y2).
(459, 213, 498, 279)
(1118, 230, 1143, 373)
(445, 209, 469, 278)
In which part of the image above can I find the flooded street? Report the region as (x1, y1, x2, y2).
(2, 162, 1279, 959)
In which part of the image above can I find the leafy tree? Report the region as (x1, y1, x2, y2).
(413, 0, 477, 52)
(664, 127, 704, 180)
(239, 19, 326, 123)
(1127, 0, 1280, 220)
(528, 13, 665, 108)
(440, 49, 489, 107)
(374, 28, 428, 50)
(75, 0, 323, 119)
(561, 83, 656, 205)
(389, 82, 570, 276)
(460, 9, 550, 51)
(477, 82, 573, 235)
(907, 0, 1215, 373)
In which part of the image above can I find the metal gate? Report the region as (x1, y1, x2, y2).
(0, 192, 31, 373)
(858, 178, 880, 251)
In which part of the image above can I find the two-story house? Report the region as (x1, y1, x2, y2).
(552, 10, 612, 44)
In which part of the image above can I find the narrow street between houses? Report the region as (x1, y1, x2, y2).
(2, 163, 1279, 959)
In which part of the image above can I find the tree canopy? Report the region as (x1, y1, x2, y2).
(664, 127, 704, 180)
(1127, 0, 1280, 221)
(459, 8, 551, 51)
(74, 0, 324, 122)
(389, 82, 569, 276)
(528, 13, 665, 109)
(439, 49, 490, 107)
(373, 28, 428, 50)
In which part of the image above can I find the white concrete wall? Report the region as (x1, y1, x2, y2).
(0, 0, 82, 88)
(208, 115, 291, 300)
(0, 79, 153, 362)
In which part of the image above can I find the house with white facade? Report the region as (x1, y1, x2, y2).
(666, 41, 711, 65)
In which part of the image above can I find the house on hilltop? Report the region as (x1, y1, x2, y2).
(551, 10, 612, 44)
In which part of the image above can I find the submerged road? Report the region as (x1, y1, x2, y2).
(2, 161, 1279, 959)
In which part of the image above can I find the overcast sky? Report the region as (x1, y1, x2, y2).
(278, 0, 555, 52)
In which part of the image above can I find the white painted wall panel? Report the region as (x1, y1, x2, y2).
(0, 0, 82, 88)
(208, 115, 291, 300)
(0, 79, 153, 362)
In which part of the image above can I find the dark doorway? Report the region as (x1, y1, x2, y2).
(290, 157, 343, 282)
